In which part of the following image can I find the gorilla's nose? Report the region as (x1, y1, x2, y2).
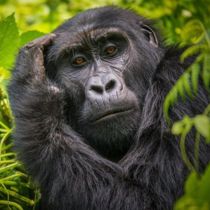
(86, 74, 121, 98)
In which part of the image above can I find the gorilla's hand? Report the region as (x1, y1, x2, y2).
(15, 34, 56, 82)
(9, 34, 67, 121)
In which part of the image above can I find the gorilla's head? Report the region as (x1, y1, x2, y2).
(45, 6, 163, 160)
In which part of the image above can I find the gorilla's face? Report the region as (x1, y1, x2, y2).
(46, 7, 161, 160)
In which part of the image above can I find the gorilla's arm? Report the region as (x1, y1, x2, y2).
(120, 48, 210, 210)
(9, 35, 121, 209)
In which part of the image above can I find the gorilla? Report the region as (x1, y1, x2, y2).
(8, 6, 210, 210)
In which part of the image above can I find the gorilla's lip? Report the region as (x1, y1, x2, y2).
(90, 107, 134, 124)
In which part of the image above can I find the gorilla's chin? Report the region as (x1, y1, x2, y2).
(78, 109, 140, 161)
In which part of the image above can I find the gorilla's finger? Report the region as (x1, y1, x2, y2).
(26, 33, 56, 49)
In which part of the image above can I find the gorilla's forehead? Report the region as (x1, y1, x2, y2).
(56, 27, 127, 47)
(51, 27, 129, 60)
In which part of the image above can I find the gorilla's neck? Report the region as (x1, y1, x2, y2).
(86, 133, 136, 162)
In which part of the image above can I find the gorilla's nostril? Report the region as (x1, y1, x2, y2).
(105, 80, 116, 92)
(90, 85, 103, 94)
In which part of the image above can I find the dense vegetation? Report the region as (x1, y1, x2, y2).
(0, 0, 209, 209)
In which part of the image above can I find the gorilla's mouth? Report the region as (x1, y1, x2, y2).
(90, 107, 134, 124)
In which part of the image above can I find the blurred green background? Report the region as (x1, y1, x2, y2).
(0, 0, 210, 209)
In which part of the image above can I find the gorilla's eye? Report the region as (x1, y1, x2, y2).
(72, 56, 87, 67)
(104, 45, 118, 57)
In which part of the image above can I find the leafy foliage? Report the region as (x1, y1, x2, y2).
(20, 31, 45, 47)
(158, 2, 210, 210)
(0, 12, 42, 210)
(0, 14, 19, 70)
(175, 165, 210, 210)
(164, 20, 210, 121)
(171, 105, 210, 173)
(0, 86, 40, 209)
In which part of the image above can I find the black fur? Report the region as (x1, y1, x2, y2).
(8, 6, 210, 210)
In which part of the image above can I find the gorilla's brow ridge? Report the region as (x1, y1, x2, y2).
(56, 27, 129, 56)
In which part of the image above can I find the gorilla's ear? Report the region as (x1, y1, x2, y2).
(141, 24, 158, 47)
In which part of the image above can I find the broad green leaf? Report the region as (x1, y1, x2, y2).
(175, 164, 210, 210)
(175, 196, 198, 210)
(20, 30, 46, 47)
(0, 66, 10, 80)
(194, 115, 210, 142)
(0, 14, 19, 69)
(185, 172, 199, 199)
(199, 165, 210, 204)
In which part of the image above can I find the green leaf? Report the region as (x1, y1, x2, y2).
(163, 97, 170, 122)
(163, 91, 175, 121)
(20, 30, 46, 47)
(181, 20, 205, 44)
(185, 172, 199, 199)
(199, 166, 210, 204)
(0, 14, 19, 69)
(182, 73, 192, 97)
(182, 115, 193, 133)
(202, 54, 210, 90)
(180, 45, 204, 62)
(172, 116, 193, 135)
(172, 121, 184, 135)
(177, 79, 186, 100)
(175, 164, 210, 210)
(194, 115, 210, 142)
(191, 63, 200, 94)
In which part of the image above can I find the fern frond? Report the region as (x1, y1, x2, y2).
(203, 54, 210, 90)
(164, 75, 182, 121)
(163, 65, 202, 121)
(182, 72, 192, 97)
(191, 63, 200, 94)
(180, 45, 206, 62)
(181, 20, 205, 44)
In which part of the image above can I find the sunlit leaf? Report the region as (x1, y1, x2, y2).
(180, 45, 205, 62)
(181, 20, 205, 44)
(172, 121, 184, 135)
(177, 79, 186, 100)
(202, 53, 210, 90)
(175, 164, 210, 210)
(199, 166, 210, 204)
(182, 73, 192, 97)
(20, 30, 45, 47)
(191, 63, 200, 94)
(185, 172, 199, 198)
(0, 14, 19, 69)
(194, 115, 210, 142)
